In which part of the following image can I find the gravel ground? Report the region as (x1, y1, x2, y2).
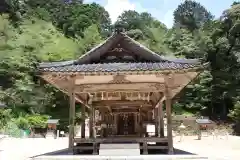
(174, 135, 240, 159)
(0, 137, 68, 160)
(0, 136, 239, 160)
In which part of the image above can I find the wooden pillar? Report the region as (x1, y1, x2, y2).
(89, 107, 93, 138)
(166, 97, 173, 154)
(89, 95, 94, 138)
(134, 113, 138, 133)
(114, 114, 117, 134)
(68, 85, 75, 152)
(92, 107, 97, 155)
(81, 105, 85, 138)
(154, 108, 158, 137)
(154, 108, 158, 136)
(101, 112, 105, 138)
(158, 102, 164, 138)
(138, 111, 141, 137)
(93, 107, 96, 138)
(165, 75, 174, 155)
(139, 110, 143, 137)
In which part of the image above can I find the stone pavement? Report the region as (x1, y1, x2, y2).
(99, 143, 140, 156)
(33, 155, 210, 160)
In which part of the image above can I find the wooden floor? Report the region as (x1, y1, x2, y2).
(74, 136, 168, 143)
(73, 136, 169, 154)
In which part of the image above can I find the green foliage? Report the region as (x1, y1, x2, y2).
(17, 19, 78, 61)
(229, 101, 240, 121)
(126, 29, 144, 40)
(14, 116, 29, 130)
(25, 0, 111, 38)
(4, 121, 22, 137)
(115, 10, 169, 54)
(0, 109, 12, 129)
(173, 0, 213, 32)
(26, 114, 49, 128)
(77, 24, 103, 55)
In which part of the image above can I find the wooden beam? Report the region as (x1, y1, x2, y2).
(111, 106, 142, 109)
(154, 93, 165, 108)
(74, 83, 166, 93)
(41, 75, 90, 109)
(106, 106, 112, 113)
(170, 72, 200, 98)
(92, 100, 152, 107)
(111, 108, 138, 112)
(75, 74, 165, 85)
(91, 91, 152, 101)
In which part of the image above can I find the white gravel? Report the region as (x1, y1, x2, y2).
(0, 136, 239, 160)
(174, 135, 240, 159)
(0, 137, 68, 160)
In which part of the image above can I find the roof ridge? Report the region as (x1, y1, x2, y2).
(119, 32, 165, 61)
(75, 32, 200, 64)
(76, 33, 120, 64)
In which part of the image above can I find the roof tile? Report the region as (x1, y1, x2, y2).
(41, 62, 199, 73)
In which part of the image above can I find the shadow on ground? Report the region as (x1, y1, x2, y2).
(32, 147, 196, 158)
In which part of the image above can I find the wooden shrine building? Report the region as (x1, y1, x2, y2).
(38, 32, 205, 155)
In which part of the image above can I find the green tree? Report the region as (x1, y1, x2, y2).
(0, 15, 79, 130)
(76, 24, 103, 56)
(25, 0, 111, 37)
(173, 0, 213, 32)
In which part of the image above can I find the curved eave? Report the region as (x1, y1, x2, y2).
(39, 62, 205, 75)
(39, 68, 203, 77)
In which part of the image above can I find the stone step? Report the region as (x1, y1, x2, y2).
(99, 143, 140, 156)
(33, 155, 210, 160)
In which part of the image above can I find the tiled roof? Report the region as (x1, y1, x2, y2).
(38, 32, 205, 73)
(40, 62, 200, 73)
(75, 32, 201, 64)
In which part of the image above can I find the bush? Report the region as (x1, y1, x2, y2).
(26, 114, 49, 128)
(4, 121, 22, 138)
(228, 101, 240, 122)
(229, 101, 240, 135)
(15, 117, 30, 130)
(0, 109, 12, 129)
